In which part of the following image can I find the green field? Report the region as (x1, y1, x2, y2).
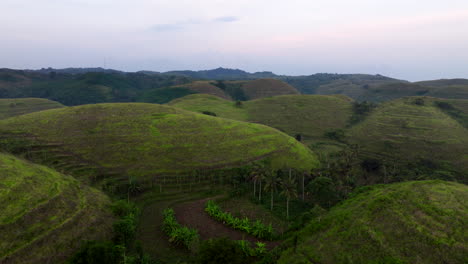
(0, 103, 318, 185)
(0, 98, 64, 120)
(0, 153, 113, 263)
(278, 180, 468, 264)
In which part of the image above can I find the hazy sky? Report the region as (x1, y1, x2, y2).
(1, 0, 468, 81)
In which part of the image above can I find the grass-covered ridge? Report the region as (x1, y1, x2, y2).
(348, 97, 468, 173)
(0, 153, 113, 263)
(169, 94, 353, 143)
(0, 98, 64, 120)
(278, 180, 468, 264)
(0, 103, 318, 183)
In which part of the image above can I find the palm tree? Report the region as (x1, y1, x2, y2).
(127, 176, 141, 203)
(281, 176, 298, 219)
(264, 170, 281, 211)
(250, 162, 266, 201)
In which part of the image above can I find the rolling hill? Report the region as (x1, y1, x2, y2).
(239, 78, 299, 100)
(0, 103, 319, 186)
(348, 97, 468, 175)
(0, 98, 64, 120)
(169, 94, 354, 144)
(278, 180, 468, 264)
(0, 153, 113, 264)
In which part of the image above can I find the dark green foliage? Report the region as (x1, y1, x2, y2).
(411, 98, 425, 105)
(294, 134, 302, 142)
(141, 87, 196, 104)
(361, 158, 381, 172)
(349, 101, 377, 125)
(235, 100, 243, 107)
(202, 111, 217, 116)
(307, 177, 339, 208)
(324, 129, 346, 142)
(162, 208, 199, 251)
(112, 200, 140, 247)
(198, 238, 250, 264)
(210, 80, 227, 90)
(204, 200, 275, 240)
(70, 241, 124, 264)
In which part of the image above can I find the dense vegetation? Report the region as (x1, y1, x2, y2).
(278, 180, 468, 264)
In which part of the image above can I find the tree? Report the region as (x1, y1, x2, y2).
(249, 162, 265, 199)
(280, 176, 298, 219)
(307, 176, 338, 208)
(127, 176, 141, 203)
(264, 170, 281, 211)
(198, 237, 248, 264)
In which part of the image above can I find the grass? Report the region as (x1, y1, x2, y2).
(278, 180, 468, 264)
(240, 79, 299, 100)
(0, 152, 113, 263)
(0, 98, 64, 120)
(169, 94, 354, 145)
(0, 103, 318, 185)
(348, 97, 468, 173)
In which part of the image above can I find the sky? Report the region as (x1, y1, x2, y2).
(1, 0, 468, 81)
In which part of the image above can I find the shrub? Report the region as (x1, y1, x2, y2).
(205, 200, 274, 240)
(202, 111, 217, 117)
(198, 238, 248, 264)
(162, 208, 200, 251)
(70, 241, 124, 264)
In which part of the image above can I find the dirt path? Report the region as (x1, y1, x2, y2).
(174, 198, 281, 249)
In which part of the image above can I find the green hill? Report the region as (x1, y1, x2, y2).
(169, 94, 353, 144)
(0, 153, 113, 264)
(348, 97, 468, 174)
(239, 78, 299, 100)
(0, 98, 64, 120)
(278, 180, 468, 264)
(0, 103, 318, 185)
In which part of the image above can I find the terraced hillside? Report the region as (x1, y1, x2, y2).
(348, 97, 468, 173)
(0, 103, 318, 186)
(169, 94, 353, 143)
(0, 98, 64, 119)
(0, 153, 113, 264)
(279, 180, 468, 264)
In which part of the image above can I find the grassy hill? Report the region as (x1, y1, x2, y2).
(171, 81, 231, 100)
(0, 103, 318, 186)
(169, 94, 353, 144)
(0, 98, 64, 120)
(278, 180, 468, 264)
(0, 153, 113, 264)
(348, 97, 468, 175)
(239, 79, 299, 100)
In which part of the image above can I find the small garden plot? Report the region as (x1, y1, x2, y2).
(205, 200, 276, 240)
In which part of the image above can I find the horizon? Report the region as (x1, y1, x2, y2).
(2, 0, 468, 81)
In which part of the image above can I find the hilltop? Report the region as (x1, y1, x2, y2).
(0, 103, 318, 185)
(0, 98, 64, 120)
(169, 94, 353, 144)
(278, 180, 468, 264)
(0, 153, 113, 263)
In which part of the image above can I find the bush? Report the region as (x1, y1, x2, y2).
(162, 208, 200, 251)
(205, 200, 275, 240)
(307, 177, 339, 209)
(202, 111, 217, 117)
(70, 241, 124, 264)
(324, 129, 346, 142)
(198, 238, 249, 264)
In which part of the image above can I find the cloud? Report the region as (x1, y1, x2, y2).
(213, 16, 239, 23)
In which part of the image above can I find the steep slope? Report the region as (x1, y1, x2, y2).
(0, 153, 113, 264)
(0, 98, 64, 119)
(0, 103, 318, 185)
(279, 180, 468, 264)
(348, 97, 468, 173)
(169, 94, 353, 143)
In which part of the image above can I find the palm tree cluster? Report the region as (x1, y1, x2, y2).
(248, 162, 310, 219)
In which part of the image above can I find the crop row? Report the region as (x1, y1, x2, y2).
(162, 208, 199, 251)
(204, 200, 275, 240)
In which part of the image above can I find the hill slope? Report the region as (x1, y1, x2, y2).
(240, 79, 299, 100)
(279, 180, 468, 264)
(0, 103, 318, 184)
(348, 97, 468, 174)
(0, 98, 64, 120)
(0, 153, 113, 264)
(169, 94, 353, 143)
